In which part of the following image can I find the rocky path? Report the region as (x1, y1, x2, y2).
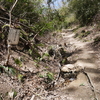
(0, 27, 100, 100)
(60, 30, 100, 100)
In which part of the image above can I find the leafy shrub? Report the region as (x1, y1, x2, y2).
(65, 13, 76, 25)
(14, 58, 22, 67)
(85, 31, 91, 36)
(94, 36, 100, 44)
(0, 65, 17, 76)
(68, 0, 100, 25)
(78, 31, 91, 38)
(46, 72, 54, 81)
(39, 72, 54, 83)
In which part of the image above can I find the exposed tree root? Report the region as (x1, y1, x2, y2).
(83, 71, 98, 100)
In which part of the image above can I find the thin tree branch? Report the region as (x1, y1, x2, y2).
(6, 0, 18, 65)
(9, 0, 18, 26)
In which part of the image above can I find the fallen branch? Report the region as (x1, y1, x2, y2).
(83, 71, 98, 100)
(14, 49, 33, 61)
(0, 17, 9, 22)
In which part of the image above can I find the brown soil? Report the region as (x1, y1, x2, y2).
(0, 24, 100, 100)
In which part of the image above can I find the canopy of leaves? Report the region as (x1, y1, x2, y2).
(68, 0, 100, 25)
(0, 0, 100, 60)
(0, 0, 69, 60)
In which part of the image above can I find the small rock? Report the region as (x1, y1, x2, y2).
(61, 64, 75, 72)
(60, 64, 81, 79)
(8, 91, 14, 99)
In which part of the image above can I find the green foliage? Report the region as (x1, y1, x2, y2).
(80, 83, 85, 86)
(85, 31, 91, 36)
(94, 36, 100, 44)
(65, 13, 76, 25)
(8, 67, 17, 75)
(6, 0, 14, 2)
(39, 71, 54, 83)
(39, 74, 44, 78)
(0, 65, 16, 75)
(34, 52, 50, 63)
(62, 59, 66, 64)
(43, 53, 49, 57)
(13, 90, 17, 98)
(1, 0, 99, 64)
(14, 58, 22, 67)
(45, 66, 49, 68)
(0, 33, 5, 40)
(74, 31, 91, 39)
(28, 49, 32, 55)
(52, 3, 78, 29)
(0, 65, 6, 73)
(68, 0, 100, 25)
(79, 31, 91, 38)
(19, 19, 28, 24)
(46, 72, 54, 81)
(7, 89, 17, 99)
(36, 43, 44, 47)
(18, 74, 24, 82)
(0, 65, 24, 82)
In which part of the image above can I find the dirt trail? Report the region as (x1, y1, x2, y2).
(0, 27, 100, 100)
(60, 30, 100, 100)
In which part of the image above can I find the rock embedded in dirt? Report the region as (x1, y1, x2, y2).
(61, 64, 75, 72)
(61, 64, 78, 79)
(60, 63, 84, 80)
